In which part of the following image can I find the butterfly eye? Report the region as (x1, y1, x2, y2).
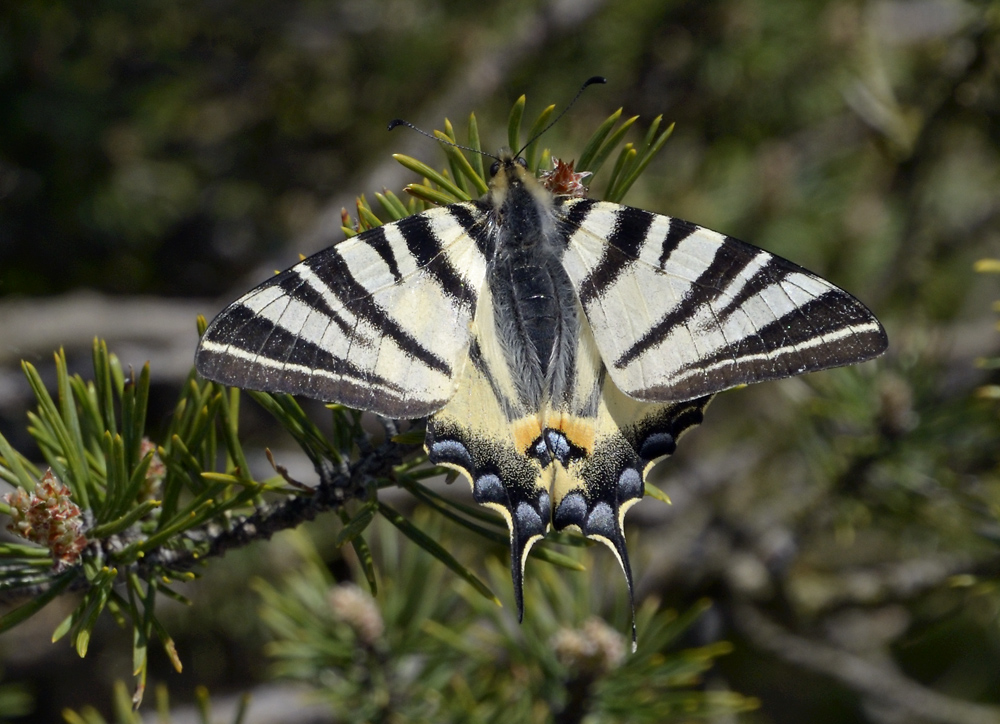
(489, 160, 501, 177)
(515, 156, 528, 168)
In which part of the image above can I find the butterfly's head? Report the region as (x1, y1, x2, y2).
(488, 149, 528, 185)
(490, 150, 528, 176)
(486, 149, 550, 210)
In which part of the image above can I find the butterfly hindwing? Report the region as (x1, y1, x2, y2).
(557, 199, 888, 403)
(198, 204, 491, 418)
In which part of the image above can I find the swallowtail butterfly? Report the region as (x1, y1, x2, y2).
(196, 97, 887, 633)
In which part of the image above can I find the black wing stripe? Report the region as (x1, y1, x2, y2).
(467, 337, 521, 421)
(647, 295, 886, 397)
(399, 213, 477, 308)
(712, 243, 792, 322)
(359, 226, 403, 283)
(448, 202, 495, 260)
(555, 197, 599, 243)
(303, 249, 453, 377)
(613, 240, 748, 369)
(657, 217, 699, 269)
(275, 272, 355, 339)
(578, 207, 654, 305)
(202, 305, 406, 393)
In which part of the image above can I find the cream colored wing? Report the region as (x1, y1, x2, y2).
(557, 198, 887, 403)
(197, 204, 491, 418)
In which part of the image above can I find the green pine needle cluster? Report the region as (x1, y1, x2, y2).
(342, 100, 672, 235)
(255, 524, 756, 724)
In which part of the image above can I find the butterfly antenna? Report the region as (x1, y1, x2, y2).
(516, 75, 607, 157)
(387, 118, 498, 161)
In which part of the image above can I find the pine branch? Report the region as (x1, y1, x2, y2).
(0, 438, 403, 603)
(138, 436, 405, 574)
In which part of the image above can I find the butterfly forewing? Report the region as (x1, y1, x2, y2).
(197, 204, 491, 418)
(558, 198, 888, 403)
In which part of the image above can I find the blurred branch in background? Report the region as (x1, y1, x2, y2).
(0, 293, 204, 379)
(734, 603, 1000, 724)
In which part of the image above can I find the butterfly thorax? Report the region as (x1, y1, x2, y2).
(486, 154, 579, 411)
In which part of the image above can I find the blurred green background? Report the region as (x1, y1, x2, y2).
(2, 0, 1000, 722)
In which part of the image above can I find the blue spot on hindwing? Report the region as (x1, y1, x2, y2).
(532, 436, 551, 465)
(473, 473, 505, 505)
(538, 491, 551, 515)
(429, 439, 473, 470)
(617, 468, 643, 501)
(638, 431, 675, 462)
(515, 502, 545, 537)
(585, 502, 615, 537)
(528, 428, 586, 467)
(544, 429, 571, 463)
(554, 492, 587, 529)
